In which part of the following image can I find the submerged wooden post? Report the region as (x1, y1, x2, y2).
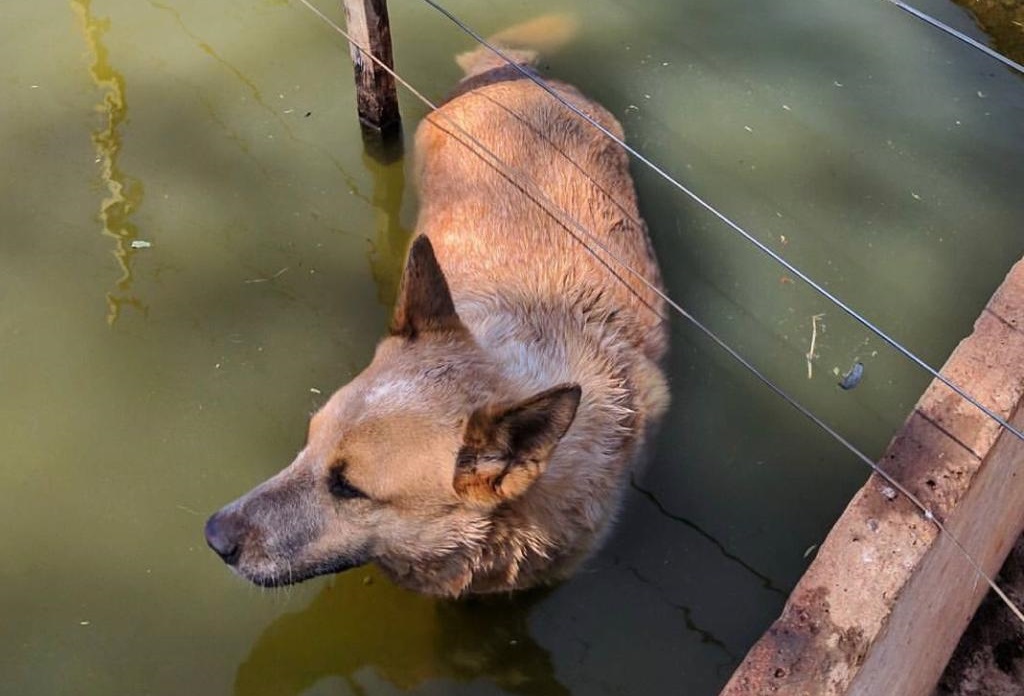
(341, 0, 401, 142)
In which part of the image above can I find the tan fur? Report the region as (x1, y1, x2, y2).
(205, 17, 669, 597)
(455, 14, 578, 77)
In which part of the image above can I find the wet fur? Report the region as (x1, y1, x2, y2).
(205, 19, 669, 597)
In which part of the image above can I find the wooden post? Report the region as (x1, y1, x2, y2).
(341, 0, 401, 142)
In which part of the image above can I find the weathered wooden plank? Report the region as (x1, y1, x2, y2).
(850, 400, 1024, 695)
(341, 0, 401, 138)
(721, 257, 1024, 696)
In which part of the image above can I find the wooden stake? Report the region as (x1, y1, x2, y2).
(341, 0, 401, 140)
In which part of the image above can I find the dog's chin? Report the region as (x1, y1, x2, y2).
(238, 556, 369, 588)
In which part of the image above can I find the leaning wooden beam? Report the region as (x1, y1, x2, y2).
(721, 257, 1024, 696)
(341, 0, 401, 137)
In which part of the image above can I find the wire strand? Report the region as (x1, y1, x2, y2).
(291, 0, 1024, 626)
(417, 0, 1024, 447)
(881, 0, 1024, 75)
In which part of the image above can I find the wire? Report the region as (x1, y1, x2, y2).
(881, 0, 1024, 75)
(417, 0, 1024, 447)
(291, 0, 1024, 625)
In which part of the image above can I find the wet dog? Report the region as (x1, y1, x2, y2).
(205, 17, 669, 597)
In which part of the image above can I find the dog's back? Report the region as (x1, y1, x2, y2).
(411, 21, 670, 589)
(415, 21, 667, 367)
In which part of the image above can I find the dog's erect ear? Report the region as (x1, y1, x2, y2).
(454, 383, 582, 506)
(391, 235, 463, 339)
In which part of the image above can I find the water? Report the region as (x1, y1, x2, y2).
(1, 0, 1021, 694)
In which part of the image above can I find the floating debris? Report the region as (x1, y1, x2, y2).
(803, 544, 819, 559)
(244, 267, 290, 284)
(806, 314, 825, 379)
(839, 361, 865, 390)
(129, 240, 152, 249)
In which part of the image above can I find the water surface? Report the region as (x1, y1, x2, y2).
(1, 0, 1022, 694)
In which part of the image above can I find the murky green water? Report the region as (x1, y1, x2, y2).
(2, 0, 1022, 694)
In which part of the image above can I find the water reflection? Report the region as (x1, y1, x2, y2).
(235, 571, 567, 696)
(619, 563, 735, 665)
(364, 149, 412, 309)
(71, 0, 147, 324)
(629, 476, 786, 598)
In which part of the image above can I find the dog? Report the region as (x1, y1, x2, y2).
(205, 16, 669, 597)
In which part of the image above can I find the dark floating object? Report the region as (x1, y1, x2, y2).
(839, 361, 865, 390)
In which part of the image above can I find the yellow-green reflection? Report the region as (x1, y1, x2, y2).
(364, 148, 412, 309)
(71, 0, 146, 325)
(235, 569, 567, 696)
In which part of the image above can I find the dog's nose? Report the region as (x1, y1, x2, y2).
(205, 511, 243, 566)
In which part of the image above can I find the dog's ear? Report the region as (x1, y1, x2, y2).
(391, 235, 463, 339)
(454, 383, 582, 506)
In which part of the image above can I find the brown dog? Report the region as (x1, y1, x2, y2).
(205, 19, 669, 597)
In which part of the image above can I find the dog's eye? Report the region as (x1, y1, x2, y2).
(327, 467, 368, 500)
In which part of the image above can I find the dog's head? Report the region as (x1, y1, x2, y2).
(205, 236, 580, 596)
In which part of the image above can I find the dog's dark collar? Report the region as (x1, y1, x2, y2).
(441, 64, 537, 105)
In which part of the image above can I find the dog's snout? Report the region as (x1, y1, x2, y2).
(205, 511, 243, 566)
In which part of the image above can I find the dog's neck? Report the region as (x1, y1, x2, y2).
(377, 290, 663, 598)
(458, 291, 648, 593)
